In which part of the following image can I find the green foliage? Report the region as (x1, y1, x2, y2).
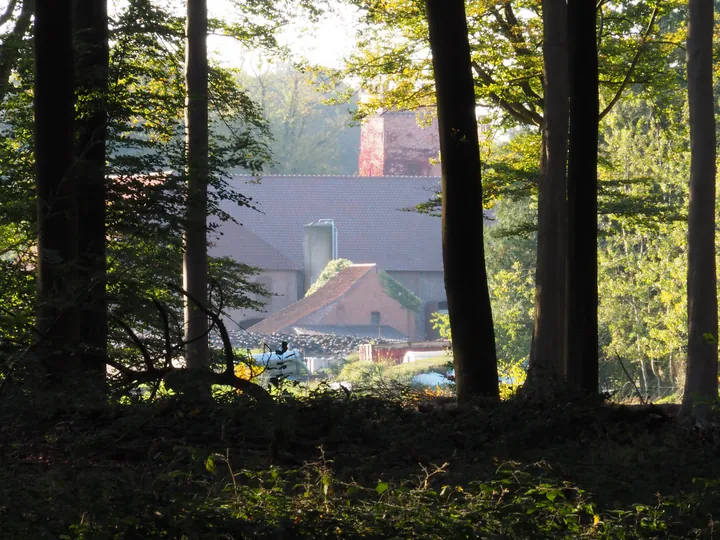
(378, 270, 422, 314)
(305, 258, 354, 296)
(0, 0, 272, 365)
(234, 62, 360, 175)
(3, 392, 720, 539)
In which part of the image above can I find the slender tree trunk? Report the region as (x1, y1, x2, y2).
(650, 358, 661, 397)
(682, 0, 717, 417)
(34, 0, 79, 373)
(74, 0, 108, 383)
(639, 358, 649, 401)
(183, 0, 210, 368)
(425, 0, 499, 402)
(566, 0, 599, 393)
(526, 0, 569, 389)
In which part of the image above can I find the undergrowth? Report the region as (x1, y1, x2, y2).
(2, 384, 720, 539)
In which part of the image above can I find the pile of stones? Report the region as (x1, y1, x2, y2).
(212, 330, 398, 360)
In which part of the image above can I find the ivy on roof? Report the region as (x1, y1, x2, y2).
(305, 259, 354, 297)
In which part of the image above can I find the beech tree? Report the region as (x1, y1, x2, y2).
(681, 0, 717, 417)
(566, 0, 599, 393)
(184, 0, 210, 369)
(74, 0, 109, 381)
(425, 0, 499, 402)
(526, 0, 569, 386)
(34, 0, 79, 373)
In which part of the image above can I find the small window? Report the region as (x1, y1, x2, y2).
(371, 311, 381, 326)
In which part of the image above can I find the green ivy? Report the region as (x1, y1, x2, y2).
(379, 270, 422, 314)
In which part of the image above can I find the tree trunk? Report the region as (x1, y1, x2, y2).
(526, 0, 569, 389)
(183, 0, 210, 369)
(682, 0, 717, 417)
(34, 0, 79, 372)
(73, 0, 108, 384)
(425, 0, 499, 402)
(639, 358, 649, 401)
(0, 0, 33, 103)
(566, 0, 599, 394)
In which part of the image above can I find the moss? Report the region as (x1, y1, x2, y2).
(305, 258, 354, 296)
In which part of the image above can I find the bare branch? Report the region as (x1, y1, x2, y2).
(599, 6, 660, 120)
(167, 282, 273, 406)
(152, 299, 174, 369)
(110, 313, 155, 372)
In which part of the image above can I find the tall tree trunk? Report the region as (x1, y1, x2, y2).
(425, 0, 499, 402)
(73, 0, 108, 383)
(34, 0, 79, 373)
(183, 0, 210, 369)
(566, 0, 599, 393)
(526, 0, 569, 389)
(682, 0, 717, 418)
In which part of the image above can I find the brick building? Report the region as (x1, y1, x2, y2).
(358, 110, 441, 177)
(248, 264, 417, 339)
(211, 175, 446, 339)
(209, 108, 464, 339)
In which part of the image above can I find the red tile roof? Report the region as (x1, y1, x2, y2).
(215, 175, 444, 272)
(248, 264, 376, 334)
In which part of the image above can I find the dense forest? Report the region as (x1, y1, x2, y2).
(2, 0, 720, 537)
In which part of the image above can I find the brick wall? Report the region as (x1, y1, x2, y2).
(359, 111, 441, 177)
(386, 270, 446, 340)
(383, 112, 441, 176)
(358, 116, 385, 176)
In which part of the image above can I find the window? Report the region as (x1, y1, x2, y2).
(371, 311, 381, 326)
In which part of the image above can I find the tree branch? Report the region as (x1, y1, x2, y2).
(167, 282, 273, 406)
(0, 0, 18, 27)
(599, 5, 659, 120)
(110, 313, 155, 372)
(471, 61, 543, 126)
(0, 0, 33, 103)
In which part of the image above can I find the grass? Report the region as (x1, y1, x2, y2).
(386, 356, 451, 378)
(2, 385, 720, 539)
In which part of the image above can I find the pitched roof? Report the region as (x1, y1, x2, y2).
(214, 175, 443, 272)
(209, 223, 301, 271)
(248, 264, 376, 334)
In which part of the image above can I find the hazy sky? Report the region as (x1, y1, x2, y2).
(103, 0, 359, 70)
(207, 0, 359, 70)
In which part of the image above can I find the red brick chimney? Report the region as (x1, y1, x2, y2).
(358, 110, 441, 177)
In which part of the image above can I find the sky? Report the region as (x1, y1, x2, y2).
(103, 0, 360, 70)
(207, 0, 360, 70)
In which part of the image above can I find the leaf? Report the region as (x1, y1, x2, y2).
(376, 481, 389, 495)
(205, 455, 216, 474)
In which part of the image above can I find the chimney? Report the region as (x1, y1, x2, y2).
(302, 219, 338, 292)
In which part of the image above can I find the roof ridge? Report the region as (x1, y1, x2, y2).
(248, 264, 376, 334)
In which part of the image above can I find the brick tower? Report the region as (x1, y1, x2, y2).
(358, 110, 441, 177)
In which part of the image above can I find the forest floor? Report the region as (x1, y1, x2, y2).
(2, 386, 720, 539)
